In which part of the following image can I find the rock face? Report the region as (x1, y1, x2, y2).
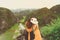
(0, 7, 17, 34)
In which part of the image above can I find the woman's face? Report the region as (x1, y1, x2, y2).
(25, 18, 33, 28)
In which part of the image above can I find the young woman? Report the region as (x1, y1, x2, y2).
(25, 17, 42, 40)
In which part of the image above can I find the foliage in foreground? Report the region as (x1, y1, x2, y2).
(41, 18, 60, 40)
(0, 24, 19, 40)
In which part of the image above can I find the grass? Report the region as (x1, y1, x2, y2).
(0, 23, 19, 40)
(0, 17, 26, 40)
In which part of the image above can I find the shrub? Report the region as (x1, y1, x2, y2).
(41, 18, 60, 40)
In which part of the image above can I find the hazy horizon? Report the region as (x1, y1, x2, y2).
(0, 0, 60, 9)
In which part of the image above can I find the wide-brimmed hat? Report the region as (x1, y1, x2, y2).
(30, 18, 38, 24)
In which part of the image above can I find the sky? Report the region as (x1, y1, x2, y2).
(0, 0, 60, 9)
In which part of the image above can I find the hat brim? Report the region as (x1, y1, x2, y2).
(31, 21, 38, 24)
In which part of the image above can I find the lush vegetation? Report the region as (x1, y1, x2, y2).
(41, 18, 60, 40)
(0, 24, 19, 40)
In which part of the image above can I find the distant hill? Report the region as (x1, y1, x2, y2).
(13, 9, 35, 19)
(50, 4, 60, 17)
(0, 7, 17, 34)
(26, 7, 57, 26)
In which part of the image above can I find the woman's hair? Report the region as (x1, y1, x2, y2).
(25, 18, 33, 29)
